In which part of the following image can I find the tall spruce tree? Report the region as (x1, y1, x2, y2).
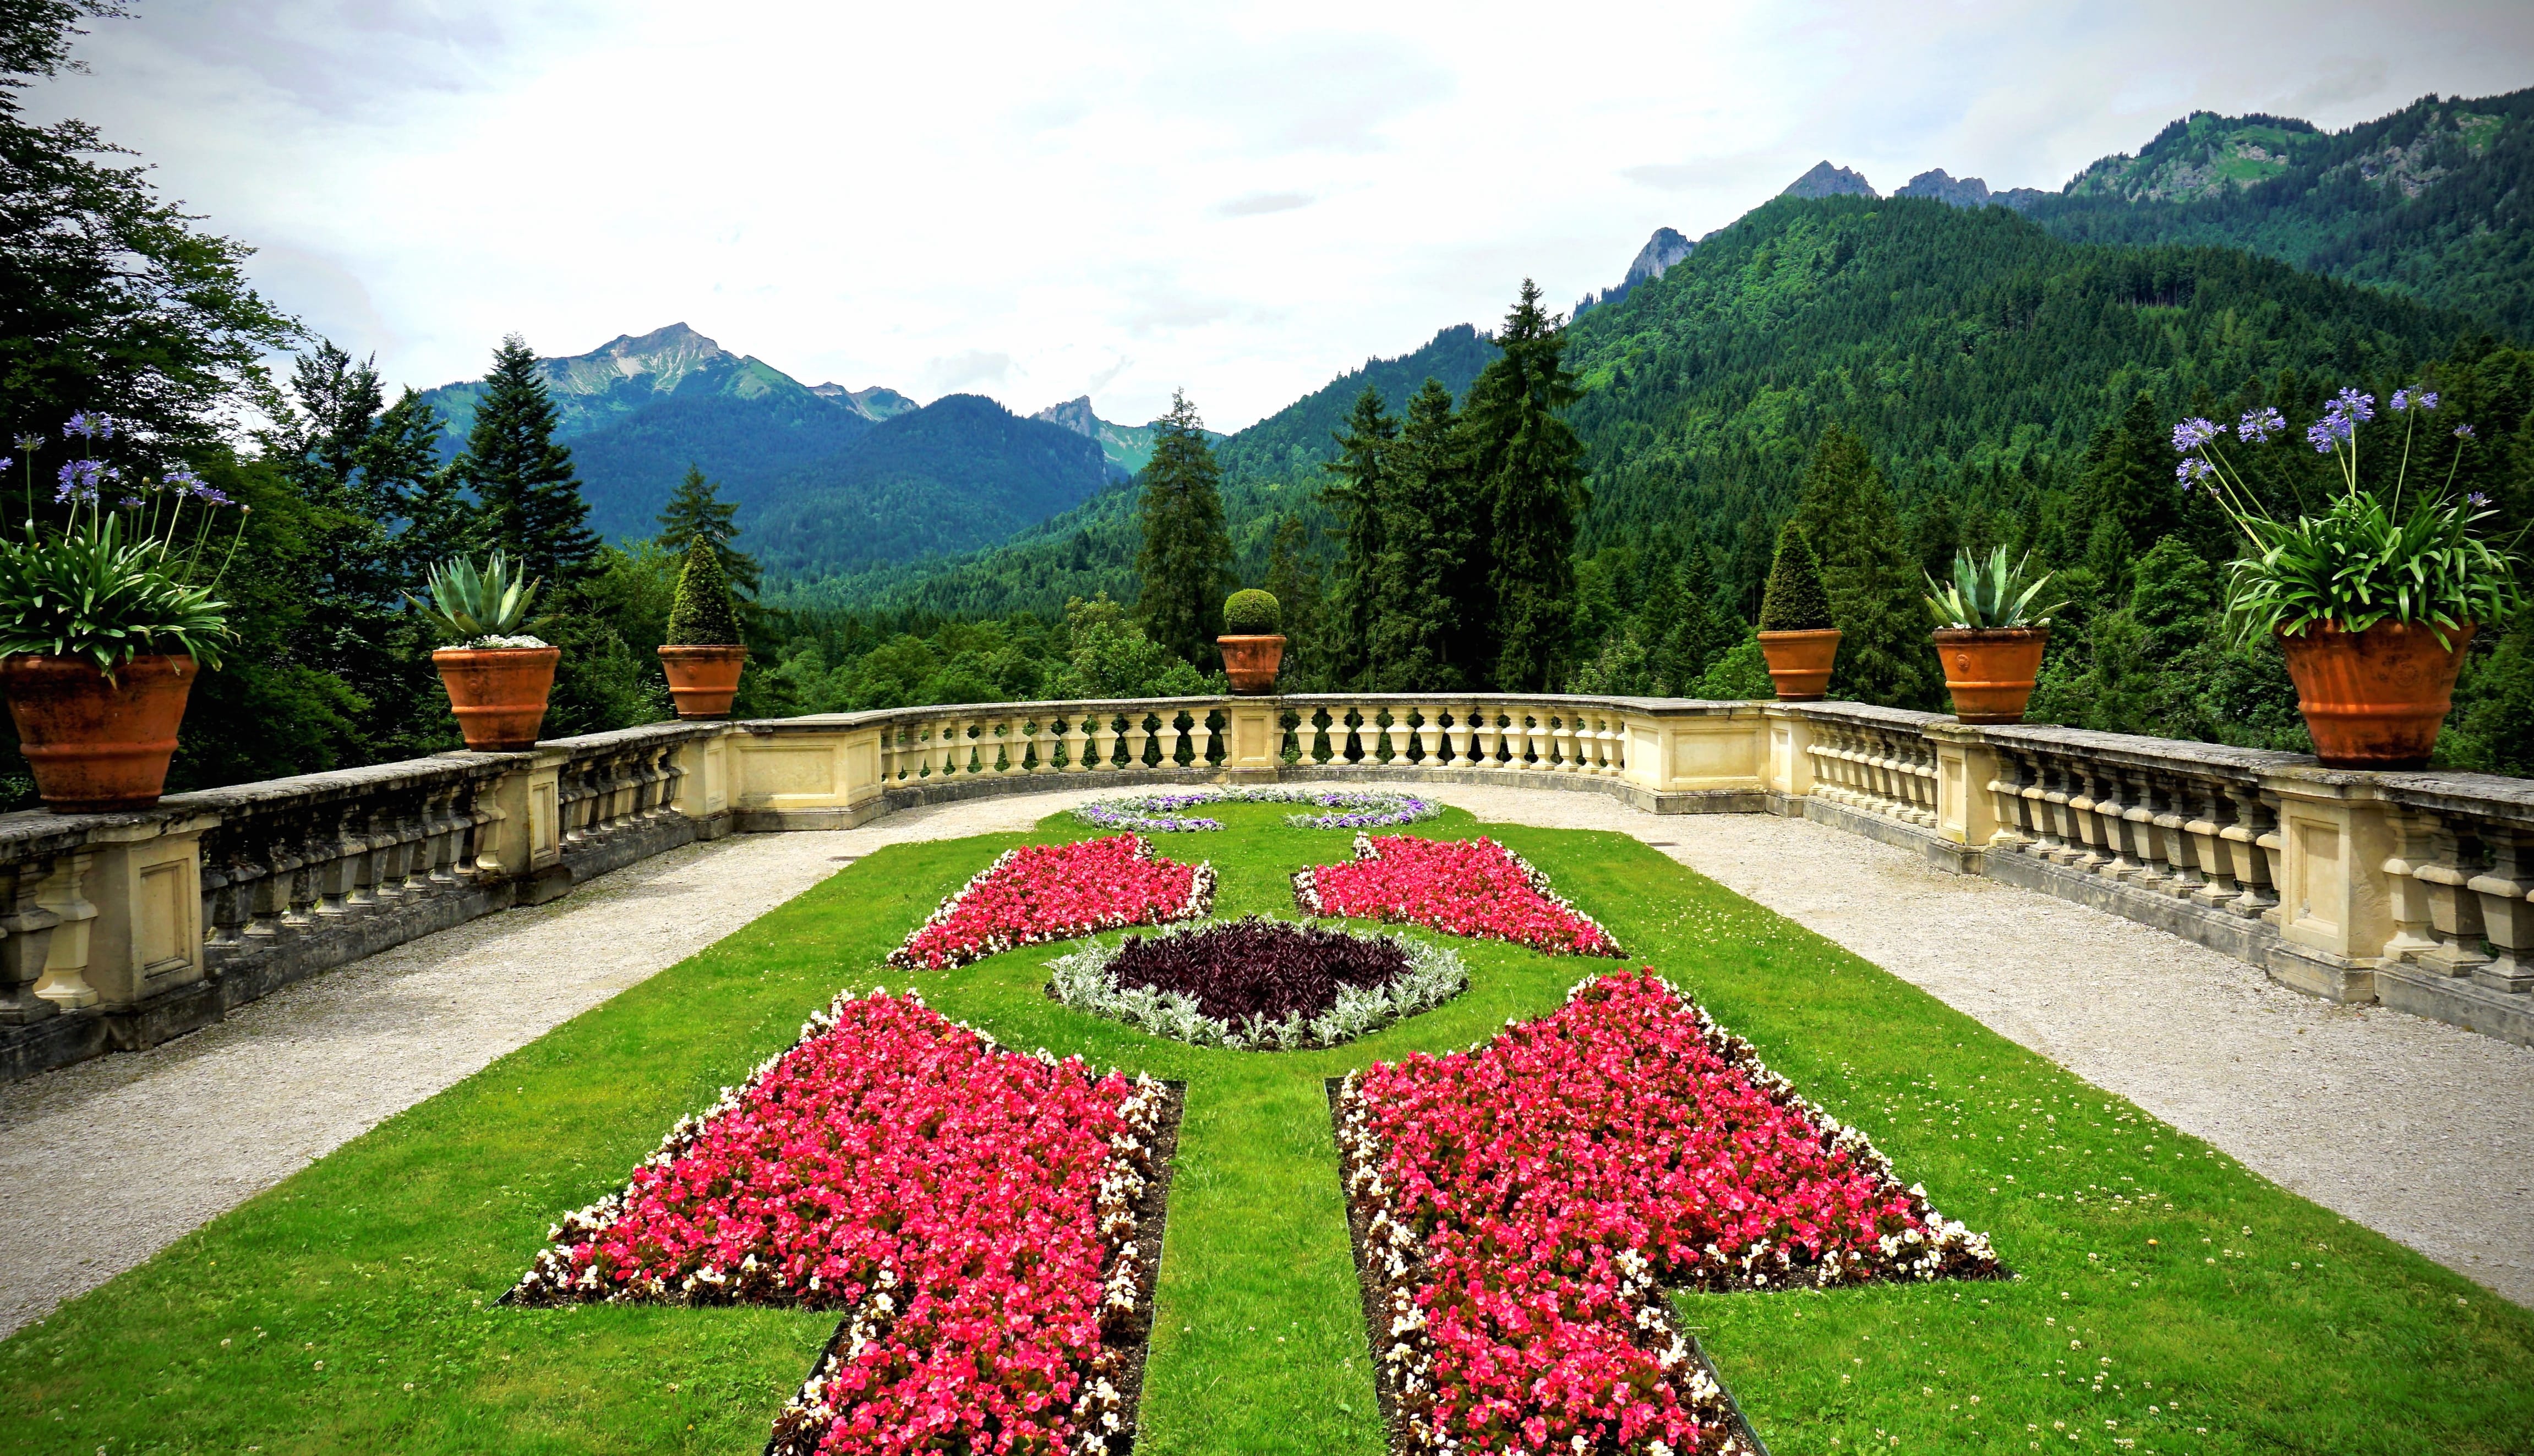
(1463, 280, 1587, 691)
(1262, 513, 1327, 691)
(1321, 387, 1399, 689)
(454, 335, 598, 582)
(1378, 377, 1479, 692)
(2074, 392, 2181, 599)
(1791, 424, 1942, 709)
(1133, 389, 1233, 667)
(655, 464, 761, 599)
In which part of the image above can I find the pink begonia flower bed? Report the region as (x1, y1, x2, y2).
(511, 988, 1172, 1456)
(1293, 833, 1623, 956)
(887, 833, 1216, 971)
(1336, 970, 2002, 1456)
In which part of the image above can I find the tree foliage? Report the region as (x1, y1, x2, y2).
(1133, 390, 1233, 668)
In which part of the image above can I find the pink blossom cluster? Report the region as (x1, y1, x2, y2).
(888, 834, 1216, 971)
(1293, 834, 1623, 956)
(512, 989, 1167, 1455)
(1338, 971, 2000, 1456)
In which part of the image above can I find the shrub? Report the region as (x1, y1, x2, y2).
(664, 536, 742, 645)
(1222, 587, 1282, 635)
(1757, 522, 1834, 631)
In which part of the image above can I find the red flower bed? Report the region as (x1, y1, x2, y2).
(512, 989, 1168, 1455)
(1293, 833, 1622, 956)
(888, 833, 1216, 971)
(1338, 971, 2000, 1456)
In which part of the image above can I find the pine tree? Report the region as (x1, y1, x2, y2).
(655, 464, 761, 599)
(1790, 425, 1942, 708)
(2074, 392, 2180, 596)
(1464, 280, 1587, 691)
(1381, 377, 1479, 692)
(1647, 533, 1734, 693)
(1133, 389, 1233, 667)
(455, 335, 598, 582)
(1320, 386, 1398, 689)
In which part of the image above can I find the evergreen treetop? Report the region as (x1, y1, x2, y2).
(1758, 523, 1834, 630)
(1321, 386, 1398, 689)
(655, 464, 761, 599)
(1465, 280, 1587, 691)
(665, 535, 743, 646)
(1133, 389, 1233, 667)
(455, 335, 599, 584)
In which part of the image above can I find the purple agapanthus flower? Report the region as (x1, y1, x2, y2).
(2176, 457, 2214, 489)
(54, 458, 110, 502)
(2305, 419, 2339, 454)
(2455, 423, 2477, 440)
(62, 412, 115, 441)
(0, 458, 11, 474)
(2388, 387, 2438, 413)
(2171, 417, 2220, 452)
(2468, 491, 2492, 508)
(2236, 406, 2285, 443)
(2329, 388, 2375, 423)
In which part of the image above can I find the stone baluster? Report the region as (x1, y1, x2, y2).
(1118, 714, 1146, 771)
(2377, 812, 2440, 963)
(1410, 707, 1439, 766)
(312, 803, 365, 920)
(2225, 788, 2279, 919)
(1598, 715, 1624, 776)
(2412, 814, 2491, 977)
(2180, 780, 2234, 906)
(200, 833, 248, 965)
(2035, 757, 2076, 862)
(1017, 718, 1041, 774)
(395, 791, 438, 899)
(1193, 710, 1218, 768)
(362, 799, 407, 910)
(1082, 713, 1112, 771)
(0, 859, 63, 1024)
(2466, 826, 2534, 993)
(2062, 769, 2106, 870)
(1986, 753, 2032, 849)
(2122, 770, 2170, 888)
(1525, 713, 1553, 770)
(2092, 771, 2139, 879)
(432, 785, 476, 890)
(1465, 709, 1494, 767)
(1540, 715, 1567, 773)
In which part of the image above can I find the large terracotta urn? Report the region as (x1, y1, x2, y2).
(1756, 629, 1841, 702)
(658, 644, 750, 719)
(0, 653, 198, 812)
(1933, 626, 2050, 725)
(1218, 635, 1286, 696)
(2277, 620, 2474, 769)
(433, 645, 560, 752)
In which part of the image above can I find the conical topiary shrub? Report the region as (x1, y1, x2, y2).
(659, 537, 750, 717)
(1756, 523, 1841, 700)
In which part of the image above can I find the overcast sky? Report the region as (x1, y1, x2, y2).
(32, 1, 2534, 431)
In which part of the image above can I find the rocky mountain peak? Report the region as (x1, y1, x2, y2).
(1624, 227, 1695, 286)
(1783, 161, 1877, 199)
(1030, 396, 1103, 437)
(1895, 168, 1991, 207)
(815, 384, 919, 422)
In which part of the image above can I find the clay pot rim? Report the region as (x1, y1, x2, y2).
(1215, 633, 1287, 643)
(1931, 625, 2051, 644)
(432, 644, 561, 658)
(1756, 627, 1842, 639)
(2275, 618, 2476, 641)
(657, 642, 750, 654)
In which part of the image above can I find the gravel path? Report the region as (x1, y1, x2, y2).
(4, 782, 2528, 1337)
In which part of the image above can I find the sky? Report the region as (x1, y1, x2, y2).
(32, 1, 2534, 433)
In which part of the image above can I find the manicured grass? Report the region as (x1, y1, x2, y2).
(2, 802, 2529, 1454)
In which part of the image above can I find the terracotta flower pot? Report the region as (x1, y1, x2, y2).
(2277, 619, 2475, 770)
(433, 645, 560, 752)
(0, 653, 198, 813)
(1218, 634, 1286, 696)
(1756, 629, 1841, 701)
(658, 643, 750, 719)
(1934, 626, 2050, 724)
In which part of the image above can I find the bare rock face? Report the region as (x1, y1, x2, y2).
(1030, 396, 1103, 437)
(813, 383, 919, 422)
(1896, 168, 1992, 207)
(1625, 226, 1695, 286)
(1782, 161, 1877, 199)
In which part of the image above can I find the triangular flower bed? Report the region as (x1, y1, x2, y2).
(1293, 833, 1623, 956)
(1334, 970, 2002, 1455)
(509, 989, 1180, 1455)
(888, 833, 1216, 970)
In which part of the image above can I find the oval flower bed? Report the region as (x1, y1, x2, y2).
(1293, 833, 1623, 956)
(1337, 970, 2002, 1456)
(1047, 916, 1467, 1050)
(511, 988, 1172, 1456)
(886, 833, 1216, 971)
(1073, 785, 1443, 833)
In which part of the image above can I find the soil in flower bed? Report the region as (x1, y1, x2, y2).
(1326, 1077, 1772, 1456)
(1111, 917, 1412, 1023)
(509, 990, 1181, 1456)
(1334, 971, 2001, 1455)
(1294, 833, 1623, 956)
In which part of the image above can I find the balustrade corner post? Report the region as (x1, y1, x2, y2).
(2464, 827, 2534, 993)
(2257, 775, 2398, 999)
(1221, 697, 1281, 781)
(70, 816, 214, 1015)
(0, 859, 64, 1023)
(1925, 724, 1998, 849)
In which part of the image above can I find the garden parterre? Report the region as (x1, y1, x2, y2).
(887, 833, 1215, 971)
(1295, 833, 1624, 956)
(1047, 918, 1468, 1050)
(4, 801, 2529, 1456)
(1074, 787, 1444, 834)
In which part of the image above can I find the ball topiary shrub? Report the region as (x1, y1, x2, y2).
(1758, 523, 1834, 632)
(665, 537, 744, 645)
(1222, 588, 1283, 636)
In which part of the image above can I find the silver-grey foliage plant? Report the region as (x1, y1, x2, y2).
(1045, 920, 1467, 1050)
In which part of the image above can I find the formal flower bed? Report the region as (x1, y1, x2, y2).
(886, 834, 1215, 971)
(511, 988, 1169, 1455)
(1337, 970, 2002, 1456)
(1293, 834, 1623, 956)
(1072, 785, 1443, 833)
(1047, 917, 1467, 1050)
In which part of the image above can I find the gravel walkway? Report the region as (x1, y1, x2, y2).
(4, 782, 2528, 1338)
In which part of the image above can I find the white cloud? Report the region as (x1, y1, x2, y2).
(28, 0, 2534, 431)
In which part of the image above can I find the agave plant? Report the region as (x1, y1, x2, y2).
(1925, 546, 2065, 630)
(414, 551, 544, 645)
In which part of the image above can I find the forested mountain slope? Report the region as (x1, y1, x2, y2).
(2017, 90, 2534, 335)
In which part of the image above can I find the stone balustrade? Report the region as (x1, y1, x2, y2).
(4, 691, 2532, 1082)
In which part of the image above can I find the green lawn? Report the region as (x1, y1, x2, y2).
(3, 802, 2528, 1455)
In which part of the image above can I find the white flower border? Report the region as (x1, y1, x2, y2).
(1070, 784, 1445, 833)
(1292, 832, 1625, 957)
(1334, 969, 2001, 1456)
(1046, 918, 1468, 1051)
(883, 833, 1218, 971)
(510, 984, 1171, 1456)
